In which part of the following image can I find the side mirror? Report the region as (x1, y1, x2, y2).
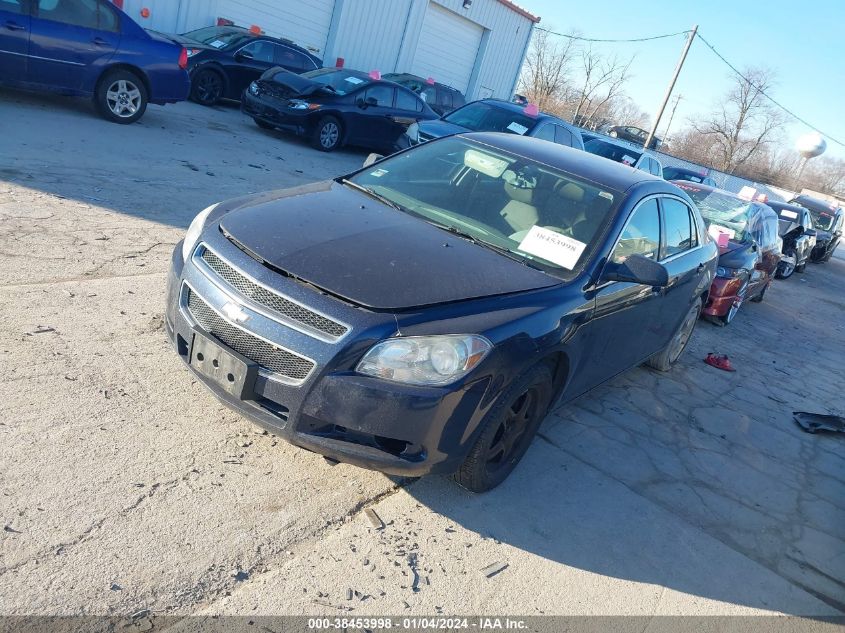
(362, 153, 383, 168)
(235, 49, 254, 62)
(602, 254, 669, 287)
(356, 97, 368, 109)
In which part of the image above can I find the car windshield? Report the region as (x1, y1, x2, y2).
(182, 27, 250, 49)
(664, 168, 706, 183)
(806, 209, 834, 231)
(790, 197, 839, 231)
(345, 137, 620, 275)
(302, 68, 371, 95)
(584, 139, 642, 166)
(682, 187, 755, 243)
(443, 102, 538, 135)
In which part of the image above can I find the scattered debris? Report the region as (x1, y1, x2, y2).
(130, 609, 150, 621)
(346, 588, 353, 601)
(364, 508, 384, 530)
(704, 353, 735, 372)
(408, 553, 421, 593)
(793, 412, 845, 434)
(233, 570, 249, 582)
(311, 599, 353, 612)
(4, 525, 22, 534)
(24, 326, 55, 336)
(480, 561, 509, 578)
(110, 583, 122, 591)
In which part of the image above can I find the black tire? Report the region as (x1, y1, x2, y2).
(253, 117, 275, 130)
(796, 261, 806, 273)
(95, 69, 148, 124)
(453, 364, 554, 493)
(311, 116, 342, 151)
(190, 68, 224, 106)
(647, 297, 702, 372)
(750, 282, 767, 303)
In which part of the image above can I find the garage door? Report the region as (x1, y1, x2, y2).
(412, 2, 483, 93)
(217, 0, 336, 55)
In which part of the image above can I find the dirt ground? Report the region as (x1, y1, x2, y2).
(0, 90, 843, 621)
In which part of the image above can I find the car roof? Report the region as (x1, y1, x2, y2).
(216, 26, 320, 60)
(790, 194, 842, 214)
(664, 166, 709, 177)
(461, 132, 664, 191)
(766, 200, 807, 213)
(383, 72, 461, 92)
(475, 98, 564, 123)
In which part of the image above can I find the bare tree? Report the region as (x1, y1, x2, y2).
(803, 156, 845, 196)
(691, 67, 785, 173)
(570, 48, 635, 127)
(517, 28, 577, 111)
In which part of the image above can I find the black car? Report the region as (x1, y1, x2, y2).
(663, 166, 717, 187)
(166, 132, 717, 492)
(397, 99, 585, 151)
(607, 125, 662, 149)
(584, 138, 663, 177)
(167, 25, 322, 105)
(382, 73, 466, 116)
(767, 201, 817, 278)
(788, 195, 844, 262)
(242, 67, 438, 152)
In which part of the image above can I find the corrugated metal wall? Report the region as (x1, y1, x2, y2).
(218, 0, 336, 54)
(327, 0, 413, 72)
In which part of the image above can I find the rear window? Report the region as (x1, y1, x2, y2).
(584, 139, 642, 166)
(664, 168, 707, 183)
(443, 102, 537, 135)
(183, 26, 251, 49)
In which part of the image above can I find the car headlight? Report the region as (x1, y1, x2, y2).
(356, 335, 492, 386)
(288, 99, 321, 110)
(406, 122, 419, 143)
(181, 203, 218, 262)
(716, 266, 744, 278)
(248, 81, 259, 95)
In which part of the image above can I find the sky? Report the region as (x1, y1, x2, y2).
(525, 0, 845, 159)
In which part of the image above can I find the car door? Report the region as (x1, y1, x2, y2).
(419, 83, 438, 114)
(0, 0, 30, 82)
(567, 197, 668, 397)
(27, 0, 118, 91)
(531, 122, 556, 142)
(392, 87, 427, 137)
(657, 196, 706, 334)
(798, 210, 814, 263)
(225, 39, 278, 96)
(346, 83, 396, 148)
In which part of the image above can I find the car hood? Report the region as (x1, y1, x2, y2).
(218, 181, 560, 310)
(717, 240, 753, 268)
(418, 119, 470, 139)
(814, 230, 832, 242)
(258, 68, 332, 98)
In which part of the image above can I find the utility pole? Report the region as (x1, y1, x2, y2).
(643, 25, 697, 150)
(662, 94, 682, 140)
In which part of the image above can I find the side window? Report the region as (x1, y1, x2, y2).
(452, 91, 466, 108)
(650, 160, 662, 177)
(240, 41, 276, 63)
(533, 124, 556, 142)
(802, 211, 813, 230)
(97, 0, 118, 32)
(554, 126, 574, 147)
(275, 46, 306, 70)
(38, 0, 99, 28)
(1, 0, 27, 15)
(662, 198, 696, 258)
(363, 85, 394, 107)
(396, 89, 422, 112)
(635, 158, 650, 173)
(438, 89, 453, 109)
(610, 198, 661, 264)
(419, 85, 436, 105)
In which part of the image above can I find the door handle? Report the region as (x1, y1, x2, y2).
(5, 21, 26, 31)
(92, 37, 110, 46)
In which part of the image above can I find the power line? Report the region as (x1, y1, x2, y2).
(694, 32, 845, 148)
(535, 26, 691, 43)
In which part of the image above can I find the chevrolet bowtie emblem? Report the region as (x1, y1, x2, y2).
(222, 301, 250, 324)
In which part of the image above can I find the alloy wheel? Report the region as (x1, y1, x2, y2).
(320, 122, 339, 148)
(485, 388, 539, 474)
(779, 250, 797, 278)
(196, 72, 222, 103)
(668, 304, 699, 362)
(106, 79, 142, 118)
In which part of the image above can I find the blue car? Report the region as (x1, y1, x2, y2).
(0, 0, 190, 123)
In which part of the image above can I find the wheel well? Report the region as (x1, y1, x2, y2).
(97, 64, 151, 98)
(539, 351, 569, 411)
(193, 64, 228, 89)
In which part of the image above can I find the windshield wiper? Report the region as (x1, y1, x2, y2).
(433, 223, 545, 271)
(341, 179, 407, 213)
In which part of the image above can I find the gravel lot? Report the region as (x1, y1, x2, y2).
(0, 91, 843, 621)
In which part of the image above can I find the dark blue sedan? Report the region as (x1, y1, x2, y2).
(0, 0, 189, 123)
(166, 132, 717, 492)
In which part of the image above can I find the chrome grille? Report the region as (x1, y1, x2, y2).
(186, 288, 315, 382)
(200, 248, 348, 340)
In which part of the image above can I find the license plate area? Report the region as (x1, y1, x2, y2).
(189, 328, 258, 399)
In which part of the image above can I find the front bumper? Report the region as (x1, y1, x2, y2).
(702, 276, 744, 317)
(241, 91, 313, 136)
(165, 233, 492, 476)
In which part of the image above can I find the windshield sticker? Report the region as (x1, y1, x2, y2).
(622, 155, 636, 166)
(738, 186, 757, 201)
(209, 40, 227, 48)
(369, 168, 388, 177)
(345, 76, 364, 85)
(780, 210, 799, 220)
(599, 191, 614, 201)
(518, 226, 587, 270)
(506, 122, 529, 135)
(708, 224, 735, 248)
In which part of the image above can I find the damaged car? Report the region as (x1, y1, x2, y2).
(166, 133, 716, 491)
(788, 194, 843, 263)
(241, 67, 438, 152)
(767, 200, 816, 278)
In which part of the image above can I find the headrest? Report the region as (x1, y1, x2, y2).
(556, 182, 584, 202)
(503, 169, 536, 205)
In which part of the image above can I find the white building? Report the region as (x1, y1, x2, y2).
(117, 0, 540, 100)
